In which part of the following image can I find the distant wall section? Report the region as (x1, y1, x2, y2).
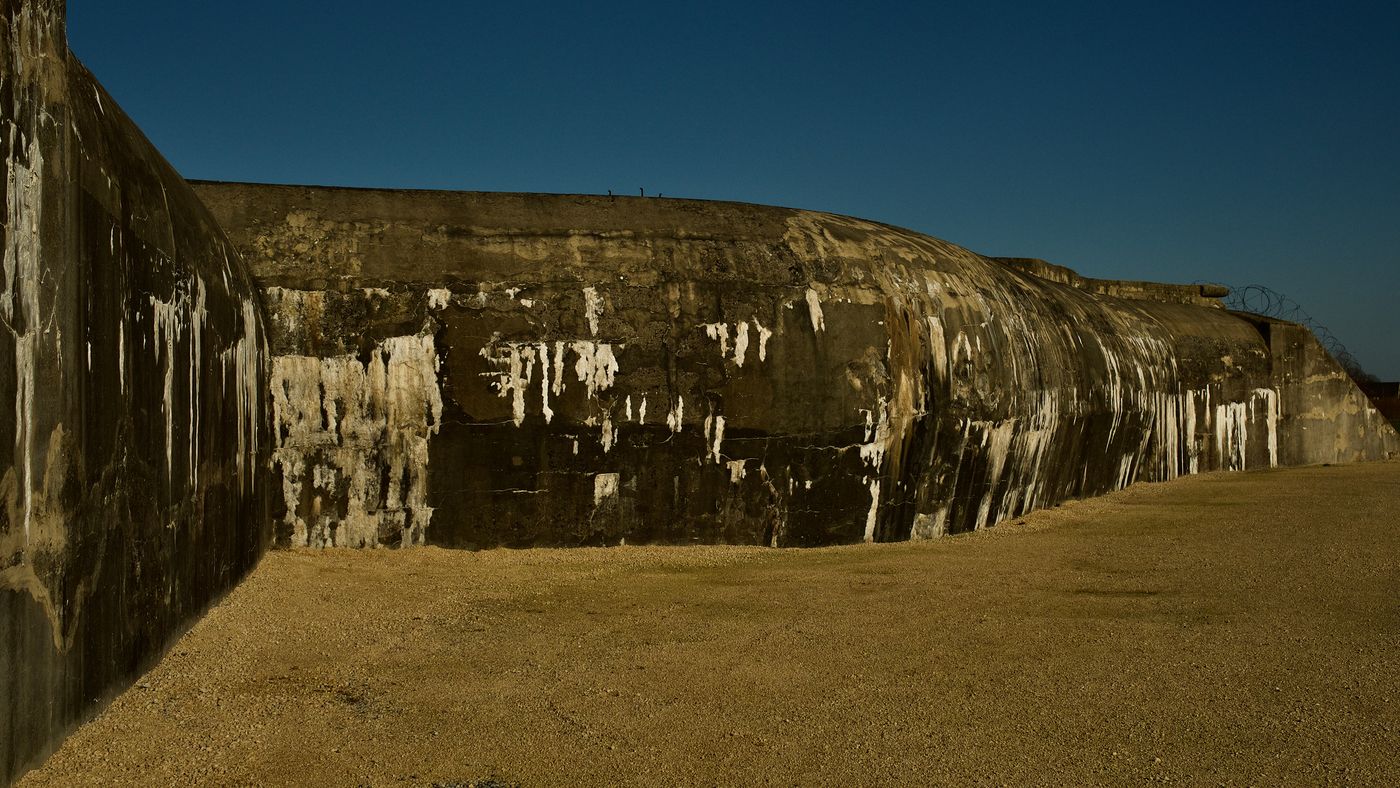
(192, 182, 1397, 552)
(993, 257, 1231, 307)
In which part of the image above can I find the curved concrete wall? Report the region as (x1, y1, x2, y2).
(6, 2, 1393, 780)
(193, 183, 1398, 551)
(1, 2, 271, 780)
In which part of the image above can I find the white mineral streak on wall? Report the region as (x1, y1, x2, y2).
(480, 336, 623, 450)
(1095, 335, 1126, 447)
(952, 332, 973, 367)
(573, 341, 619, 399)
(600, 410, 616, 453)
(702, 319, 770, 367)
(150, 277, 208, 489)
(4, 133, 42, 546)
(538, 343, 553, 424)
(732, 321, 750, 367)
(974, 491, 994, 531)
(727, 459, 747, 483)
(551, 341, 567, 397)
(1013, 390, 1061, 511)
(220, 299, 264, 493)
(927, 315, 947, 383)
(907, 302, 1255, 538)
(858, 399, 892, 469)
(481, 339, 618, 425)
(117, 319, 125, 393)
(666, 396, 684, 432)
(1143, 387, 1208, 481)
(189, 281, 207, 486)
(1183, 389, 1199, 474)
(884, 268, 1293, 540)
(594, 472, 620, 505)
(863, 480, 881, 542)
(1203, 386, 1212, 441)
(702, 413, 726, 463)
(426, 288, 452, 310)
(1148, 390, 1182, 481)
(1215, 400, 1250, 471)
(479, 339, 536, 427)
(805, 288, 825, 332)
(11, 331, 35, 545)
(1250, 388, 1280, 468)
(583, 286, 603, 335)
(1087, 376, 1275, 483)
(1116, 452, 1136, 491)
(952, 418, 1022, 531)
(150, 294, 181, 481)
(753, 318, 773, 362)
(702, 322, 730, 357)
(984, 420, 1016, 494)
(270, 335, 443, 548)
(624, 396, 633, 421)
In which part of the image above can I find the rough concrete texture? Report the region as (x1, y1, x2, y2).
(193, 182, 1398, 551)
(993, 256, 1232, 307)
(4, 0, 1398, 779)
(1, 1, 270, 781)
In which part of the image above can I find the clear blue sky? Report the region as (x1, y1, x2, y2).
(68, 1, 1400, 378)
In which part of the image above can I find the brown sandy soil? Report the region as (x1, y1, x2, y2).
(20, 462, 1400, 786)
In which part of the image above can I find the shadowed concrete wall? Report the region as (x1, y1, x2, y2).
(1358, 381, 1400, 429)
(4, 3, 1392, 781)
(1, 2, 271, 780)
(193, 182, 1398, 551)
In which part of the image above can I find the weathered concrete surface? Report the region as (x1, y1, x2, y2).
(193, 182, 1398, 551)
(994, 256, 1232, 307)
(1, 2, 270, 781)
(2, 2, 1391, 781)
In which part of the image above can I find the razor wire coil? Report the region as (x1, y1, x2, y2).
(1198, 282, 1371, 381)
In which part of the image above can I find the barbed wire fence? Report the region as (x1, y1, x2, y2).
(1197, 282, 1375, 382)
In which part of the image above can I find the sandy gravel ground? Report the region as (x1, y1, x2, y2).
(21, 462, 1400, 786)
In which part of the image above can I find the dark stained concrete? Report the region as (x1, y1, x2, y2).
(192, 182, 1398, 552)
(2, 0, 1397, 780)
(1358, 381, 1400, 428)
(1, 1, 271, 781)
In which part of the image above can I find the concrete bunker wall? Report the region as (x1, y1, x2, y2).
(1, 2, 271, 781)
(4, 2, 1395, 781)
(194, 182, 1398, 551)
